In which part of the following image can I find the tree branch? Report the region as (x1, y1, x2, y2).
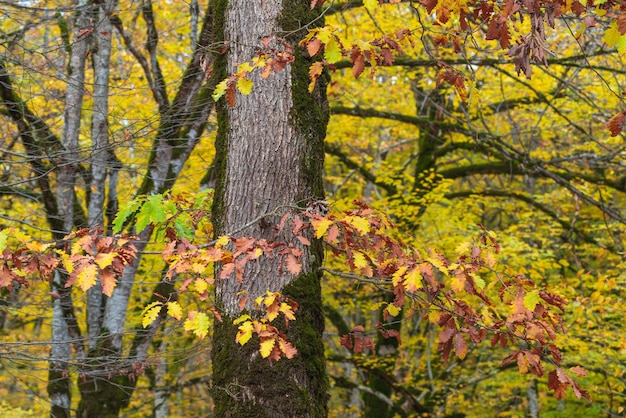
(445, 189, 617, 252)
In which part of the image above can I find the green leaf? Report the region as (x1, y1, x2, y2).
(212, 78, 230, 101)
(324, 37, 342, 64)
(523, 290, 541, 311)
(112, 197, 144, 233)
(135, 194, 166, 234)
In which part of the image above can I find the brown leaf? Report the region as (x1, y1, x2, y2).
(306, 38, 322, 57)
(421, 0, 438, 13)
(606, 110, 626, 137)
(226, 82, 236, 107)
(352, 51, 365, 79)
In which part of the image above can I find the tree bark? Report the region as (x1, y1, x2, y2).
(211, 0, 329, 416)
(49, 3, 92, 416)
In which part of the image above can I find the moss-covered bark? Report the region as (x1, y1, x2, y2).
(210, 0, 329, 415)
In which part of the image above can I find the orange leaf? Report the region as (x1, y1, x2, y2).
(286, 253, 301, 275)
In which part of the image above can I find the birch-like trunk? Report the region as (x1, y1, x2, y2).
(211, 0, 329, 415)
(86, 0, 116, 348)
(48, 3, 91, 416)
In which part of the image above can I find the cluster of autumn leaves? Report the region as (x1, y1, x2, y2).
(0, 192, 589, 399)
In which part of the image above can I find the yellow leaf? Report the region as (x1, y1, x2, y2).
(260, 338, 275, 358)
(215, 235, 230, 248)
(167, 301, 183, 320)
(353, 251, 368, 269)
(450, 273, 465, 293)
(364, 0, 379, 13)
(212, 78, 230, 101)
(233, 314, 251, 325)
(237, 77, 254, 95)
(263, 291, 278, 307)
(403, 267, 421, 292)
(236, 320, 254, 345)
(344, 215, 370, 235)
(455, 241, 471, 254)
(617, 35, 626, 54)
(311, 217, 333, 239)
(193, 278, 209, 294)
(428, 310, 441, 324)
(392, 266, 408, 287)
(76, 264, 98, 291)
(0, 230, 7, 252)
(315, 26, 333, 44)
(94, 252, 116, 269)
(604, 22, 620, 48)
(56, 251, 74, 274)
(26, 240, 52, 252)
(279, 302, 296, 320)
(184, 311, 210, 338)
(386, 303, 401, 317)
(142, 302, 163, 328)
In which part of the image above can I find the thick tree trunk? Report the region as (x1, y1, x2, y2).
(211, 0, 329, 416)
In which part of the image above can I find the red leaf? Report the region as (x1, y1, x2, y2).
(570, 366, 588, 376)
(292, 215, 304, 235)
(421, 0, 438, 13)
(296, 235, 311, 246)
(439, 327, 456, 343)
(340, 334, 353, 350)
(454, 333, 468, 360)
(351, 325, 365, 333)
(326, 224, 339, 243)
(285, 253, 302, 275)
(219, 262, 235, 280)
(548, 370, 568, 399)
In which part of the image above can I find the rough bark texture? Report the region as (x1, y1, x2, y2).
(211, 0, 329, 416)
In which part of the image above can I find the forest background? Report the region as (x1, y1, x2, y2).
(0, 0, 626, 416)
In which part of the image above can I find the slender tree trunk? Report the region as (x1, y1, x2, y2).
(211, 0, 329, 416)
(49, 3, 92, 416)
(85, 0, 117, 343)
(527, 379, 539, 418)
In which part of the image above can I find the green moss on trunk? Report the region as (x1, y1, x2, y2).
(211, 0, 329, 416)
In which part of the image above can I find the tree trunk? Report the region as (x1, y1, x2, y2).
(49, 2, 92, 416)
(211, 0, 329, 416)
